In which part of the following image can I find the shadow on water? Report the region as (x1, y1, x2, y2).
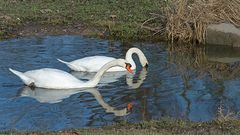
(0, 35, 240, 131)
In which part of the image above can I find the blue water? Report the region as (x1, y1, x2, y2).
(0, 35, 240, 131)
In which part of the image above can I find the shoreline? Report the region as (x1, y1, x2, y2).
(1, 119, 240, 134)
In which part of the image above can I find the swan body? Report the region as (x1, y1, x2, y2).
(9, 59, 132, 89)
(58, 47, 148, 72)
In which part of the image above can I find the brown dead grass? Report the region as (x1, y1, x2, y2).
(143, 0, 240, 44)
(167, 0, 240, 43)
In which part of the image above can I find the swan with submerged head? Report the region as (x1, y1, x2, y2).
(9, 59, 133, 89)
(57, 47, 148, 72)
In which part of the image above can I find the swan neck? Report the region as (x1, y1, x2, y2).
(125, 48, 147, 68)
(125, 50, 136, 69)
(88, 60, 119, 87)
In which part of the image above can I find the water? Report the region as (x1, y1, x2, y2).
(0, 35, 240, 131)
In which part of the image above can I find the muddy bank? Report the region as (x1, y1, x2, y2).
(4, 22, 108, 39)
(6, 22, 240, 48)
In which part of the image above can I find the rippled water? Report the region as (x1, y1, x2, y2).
(0, 35, 240, 131)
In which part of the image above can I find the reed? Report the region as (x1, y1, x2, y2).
(166, 0, 240, 43)
(143, 0, 240, 43)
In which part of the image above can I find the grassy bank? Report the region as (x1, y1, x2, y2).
(0, 0, 164, 41)
(0, 0, 240, 42)
(2, 0, 240, 43)
(2, 118, 240, 135)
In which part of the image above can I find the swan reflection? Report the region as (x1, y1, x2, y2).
(18, 87, 132, 116)
(17, 68, 147, 116)
(126, 68, 147, 89)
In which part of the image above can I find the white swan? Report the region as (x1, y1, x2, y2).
(9, 59, 133, 89)
(57, 47, 148, 72)
(18, 87, 132, 116)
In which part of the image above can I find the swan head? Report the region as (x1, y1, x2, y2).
(114, 59, 133, 73)
(126, 47, 149, 69)
(125, 62, 133, 73)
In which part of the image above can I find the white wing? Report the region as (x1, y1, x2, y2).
(24, 68, 84, 89)
(70, 56, 125, 72)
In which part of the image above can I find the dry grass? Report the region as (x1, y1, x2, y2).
(166, 0, 240, 43)
(216, 104, 238, 123)
(4, 118, 240, 135)
(143, 0, 240, 43)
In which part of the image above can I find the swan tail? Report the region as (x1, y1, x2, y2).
(57, 58, 74, 69)
(57, 58, 86, 71)
(57, 58, 70, 65)
(9, 68, 34, 86)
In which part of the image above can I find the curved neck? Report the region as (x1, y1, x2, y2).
(125, 50, 136, 70)
(125, 48, 147, 69)
(86, 60, 122, 87)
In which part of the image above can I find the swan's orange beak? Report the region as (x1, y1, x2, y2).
(127, 102, 133, 111)
(126, 63, 133, 74)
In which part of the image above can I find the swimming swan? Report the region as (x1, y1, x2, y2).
(18, 87, 132, 116)
(57, 47, 148, 72)
(9, 59, 133, 89)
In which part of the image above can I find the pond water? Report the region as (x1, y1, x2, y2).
(0, 35, 240, 131)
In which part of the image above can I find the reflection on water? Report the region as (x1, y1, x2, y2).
(126, 68, 147, 89)
(206, 44, 240, 63)
(0, 35, 240, 131)
(19, 87, 130, 116)
(71, 68, 147, 89)
(71, 71, 127, 85)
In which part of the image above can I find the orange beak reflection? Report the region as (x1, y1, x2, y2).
(127, 102, 133, 111)
(126, 64, 133, 74)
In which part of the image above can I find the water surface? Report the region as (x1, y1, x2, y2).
(0, 35, 240, 131)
